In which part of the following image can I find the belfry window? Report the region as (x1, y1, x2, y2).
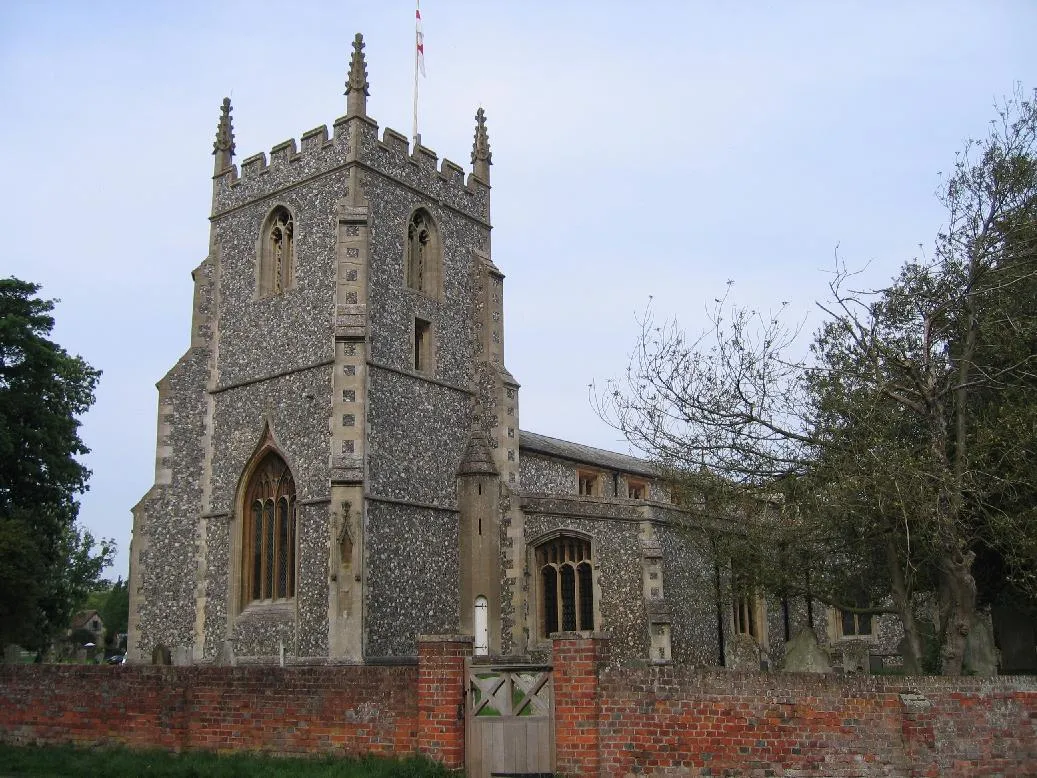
(536, 535, 594, 638)
(259, 206, 295, 297)
(405, 208, 439, 295)
(242, 451, 297, 604)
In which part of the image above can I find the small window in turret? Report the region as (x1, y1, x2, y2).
(258, 206, 295, 297)
(405, 208, 440, 296)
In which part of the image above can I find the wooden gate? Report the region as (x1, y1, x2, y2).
(465, 660, 554, 778)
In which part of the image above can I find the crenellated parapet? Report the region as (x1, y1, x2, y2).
(210, 32, 490, 223)
(211, 118, 349, 215)
(359, 122, 490, 222)
(211, 116, 489, 222)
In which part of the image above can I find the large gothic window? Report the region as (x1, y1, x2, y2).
(258, 206, 295, 297)
(405, 208, 439, 295)
(536, 535, 594, 638)
(242, 452, 297, 605)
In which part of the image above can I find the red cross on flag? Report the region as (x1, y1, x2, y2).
(416, 2, 426, 77)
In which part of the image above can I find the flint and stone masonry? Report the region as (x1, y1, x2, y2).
(128, 34, 899, 670)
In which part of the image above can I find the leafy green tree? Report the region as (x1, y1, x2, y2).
(99, 578, 129, 647)
(599, 89, 1037, 674)
(0, 278, 113, 653)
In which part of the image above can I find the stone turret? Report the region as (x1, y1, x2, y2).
(471, 107, 491, 183)
(345, 33, 369, 118)
(212, 97, 235, 175)
(458, 425, 502, 655)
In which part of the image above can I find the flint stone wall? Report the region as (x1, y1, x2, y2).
(364, 502, 460, 657)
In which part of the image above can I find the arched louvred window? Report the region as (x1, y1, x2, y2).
(536, 534, 594, 638)
(404, 208, 440, 296)
(259, 206, 295, 297)
(242, 451, 297, 605)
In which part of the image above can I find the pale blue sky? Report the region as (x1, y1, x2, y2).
(2, 1, 1035, 577)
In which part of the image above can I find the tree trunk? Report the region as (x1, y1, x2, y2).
(886, 537, 922, 675)
(938, 549, 978, 675)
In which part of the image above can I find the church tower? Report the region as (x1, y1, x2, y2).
(128, 34, 519, 663)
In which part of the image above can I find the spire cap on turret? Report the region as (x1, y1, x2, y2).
(345, 32, 370, 117)
(458, 427, 499, 476)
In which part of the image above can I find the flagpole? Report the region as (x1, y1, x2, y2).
(412, 47, 419, 147)
(412, 1, 420, 148)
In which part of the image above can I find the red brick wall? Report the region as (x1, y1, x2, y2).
(553, 632, 609, 776)
(6, 636, 1037, 776)
(415, 634, 472, 770)
(553, 634, 1037, 777)
(0, 663, 418, 756)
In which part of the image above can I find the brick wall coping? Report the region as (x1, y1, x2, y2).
(599, 664, 1037, 694)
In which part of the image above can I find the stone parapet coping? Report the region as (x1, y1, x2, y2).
(417, 634, 474, 644)
(550, 631, 611, 641)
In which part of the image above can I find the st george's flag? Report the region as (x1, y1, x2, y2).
(416, 2, 426, 77)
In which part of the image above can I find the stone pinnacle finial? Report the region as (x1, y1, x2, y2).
(213, 97, 235, 175)
(345, 32, 370, 117)
(471, 107, 492, 182)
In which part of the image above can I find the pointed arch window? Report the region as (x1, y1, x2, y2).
(259, 206, 295, 297)
(536, 535, 594, 638)
(242, 452, 297, 605)
(405, 208, 440, 296)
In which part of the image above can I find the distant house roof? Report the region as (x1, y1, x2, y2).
(519, 430, 657, 478)
(70, 610, 103, 631)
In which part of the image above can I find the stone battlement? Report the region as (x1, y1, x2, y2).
(212, 116, 488, 221)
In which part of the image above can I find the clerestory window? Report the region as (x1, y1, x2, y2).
(626, 479, 647, 500)
(242, 451, 297, 605)
(536, 535, 594, 638)
(258, 206, 295, 297)
(577, 470, 601, 497)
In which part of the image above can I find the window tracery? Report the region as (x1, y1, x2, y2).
(242, 451, 296, 604)
(536, 535, 594, 638)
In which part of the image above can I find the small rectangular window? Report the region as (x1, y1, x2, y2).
(414, 318, 431, 373)
(627, 479, 647, 500)
(732, 571, 764, 641)
(733, 595, 757, 638)
(839, 609, 873, 637)
(577, 470, 600, 496)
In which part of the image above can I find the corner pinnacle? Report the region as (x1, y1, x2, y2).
(471, 107, 492, 182)
(345, 32, 370, 117)
(213, 97, 235, 175)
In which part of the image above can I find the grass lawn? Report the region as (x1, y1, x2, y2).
(0, 744, 457, 777)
